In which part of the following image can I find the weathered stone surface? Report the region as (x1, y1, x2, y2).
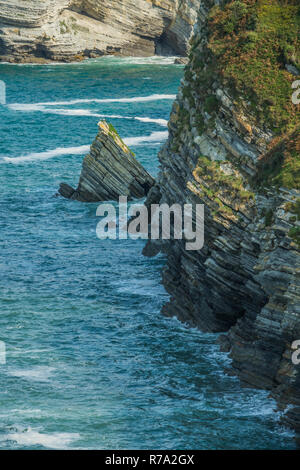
(0, 0, 200, 62)
(144, 0, 300, 434)
(59, 120, 154, 202)
(174, 57, 189, 65)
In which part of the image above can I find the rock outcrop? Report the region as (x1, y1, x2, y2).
(0, 0, 199, 62)
(144, 0, 300, 433)
(59, 120, 154, 202)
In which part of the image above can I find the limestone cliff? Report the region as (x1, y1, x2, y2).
(59, 120, 154, 202)
(144, 0, 300, 433)
(0, 0, 199, 62)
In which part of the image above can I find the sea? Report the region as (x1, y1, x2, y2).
(0, 56, 296, 449)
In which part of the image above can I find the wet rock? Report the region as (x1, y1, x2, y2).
(58, 183, 76, 199)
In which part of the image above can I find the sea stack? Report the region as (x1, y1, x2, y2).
(59, 120, 155, 202)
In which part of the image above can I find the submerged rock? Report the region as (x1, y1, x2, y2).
(59, 121, 154, 202)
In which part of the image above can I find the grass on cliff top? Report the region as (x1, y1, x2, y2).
(208, 0, 300, 134)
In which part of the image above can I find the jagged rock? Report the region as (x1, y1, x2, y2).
(144, 0, 300, 435)
(0, 0, 200, 62)
(59, 120, 155, 202)
(58, 183, 76, 199)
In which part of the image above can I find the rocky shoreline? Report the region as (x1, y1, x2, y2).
(143, 0, 300, 434)
(0, 0, 199, 63)
(47, 0, 299, 439)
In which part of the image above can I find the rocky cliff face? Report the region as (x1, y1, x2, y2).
(0, 0, 199, 62)
(59, 120, 154, 202)
(144, 0, 300, 433)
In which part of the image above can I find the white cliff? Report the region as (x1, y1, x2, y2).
(0, 0, 199, 62)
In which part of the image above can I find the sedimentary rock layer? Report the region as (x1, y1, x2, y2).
(144, 0, 300, 432)
(0, 0, 199, 62)
(59, 120, 154, 202)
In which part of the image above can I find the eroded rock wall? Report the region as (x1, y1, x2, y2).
(0, 0, 200, 62)
(144, 0, 300, 432)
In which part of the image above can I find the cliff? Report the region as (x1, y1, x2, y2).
(144, 0, 300, 432)
(59, 120, 154, 202)
(0, 0, 199, 62)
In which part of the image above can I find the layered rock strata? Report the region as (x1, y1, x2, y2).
(59, 120, 154, 202)
(0, 0, 199, 62)
(144, 0, 300, 433)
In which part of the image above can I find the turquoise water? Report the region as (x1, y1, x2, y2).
(0, 57, 296, 450)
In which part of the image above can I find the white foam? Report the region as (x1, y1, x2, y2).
(8, 103, 168, 127)
(50, 109, 168, 126)
(3, 145, 90, 164)
(105, 56, 179, 66)
(124, 131, 168, 146)
(9, 94, 176, 108)
(5, 427, 80, 449)
(135, 117, 168, 126)
(3, 55, 178, 67)
(7, 366, 56, 381)
(43, 108, 102, 117)
(8, 105, 103, 118)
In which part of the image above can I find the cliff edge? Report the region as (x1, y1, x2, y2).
(59, 120, 154, 202)
(144, 0, 300, 433)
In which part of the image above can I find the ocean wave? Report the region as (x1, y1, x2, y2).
(135, 117, 168, 126)
(8, 103, 169, 127)
(101, 56, 179, 66)
(3, 145, 90, 164)
(4, 426, 80, 449)
(9, 94, 176, 108)
(124, 131, 168, 146)
(2, 55, 179, 67)
(3, 131, 167, 164)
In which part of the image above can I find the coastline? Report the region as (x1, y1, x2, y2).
(0, 54, 186, 66)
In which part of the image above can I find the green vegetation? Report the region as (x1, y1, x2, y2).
(284, 198, 300, 247)
(286, 199, 300, 244)
(285, 198, 300, 220)
(255, 128, 300, 189)
(194, 155, 255, 211)
(60, 17, 90, 35)
(195, 114, 205, 135)
(178, 1, 299, 194)
(182, 86, 195, 109)
(288, 226, 300, 246)
(59, 20, 70, 34)
(261, 208, 274, 226)
(208, 0, 300, 134)
(108, 122, 120, 136)
(204, 95, 219, 114)
(106, 122, 135, 157)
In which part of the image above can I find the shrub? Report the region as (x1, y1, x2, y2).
(204, 95, 219, 114)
